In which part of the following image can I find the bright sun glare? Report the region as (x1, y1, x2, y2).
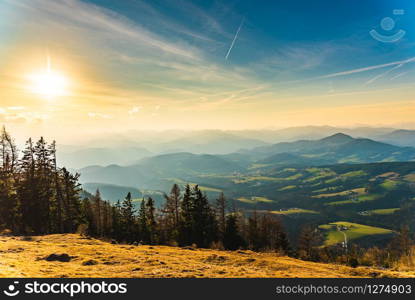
(27, 58, 69, 99)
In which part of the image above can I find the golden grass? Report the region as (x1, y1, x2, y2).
(0, 234, 413, 278)
(393, 248, 415, 272)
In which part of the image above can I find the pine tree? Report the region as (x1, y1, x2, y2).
(80, 198, 95, 235)
(34, 137, 54, 233)
(60, 168, 81, 232)
(146, 197, 157, 244)
(92, 189, 103, 236)
(179, 184, 193, 245)
(0, 127, 19, 231)
(18, 138, 38, 234)
(223, 213, 245, 250)
(121, 192, 136, 242)
(273, 220, 291, 254)
(163, 184, 181, 241)
(191, 185, 217, 248)
(216, 192, 227, 242)
(111, 200, 123, 240)
(49, 141, 64, 233)
(247, 209, 260, 250)
(138, 198, 149, 243)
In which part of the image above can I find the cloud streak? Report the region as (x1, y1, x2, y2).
(317, 56, 415, 80)
(225, 18, 244, 60)
(7, 0, 201, 60)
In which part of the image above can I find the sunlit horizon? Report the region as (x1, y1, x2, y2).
(1, 0, 415, 143)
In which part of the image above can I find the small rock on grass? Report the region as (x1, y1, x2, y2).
(82, 259, 99, 266)
(44, 253, 72, 262)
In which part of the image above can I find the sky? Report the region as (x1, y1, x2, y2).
(1, 0, 415, 142)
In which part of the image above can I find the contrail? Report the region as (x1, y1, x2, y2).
(225, 17, 244, 60)
(365, 63, 403, 86)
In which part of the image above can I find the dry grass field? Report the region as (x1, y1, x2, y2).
(0, 234, 413, 278)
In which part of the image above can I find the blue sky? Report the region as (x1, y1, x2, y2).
(1, 0, 415, 139)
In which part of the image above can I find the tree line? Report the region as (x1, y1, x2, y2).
(82, 184, 292, 253)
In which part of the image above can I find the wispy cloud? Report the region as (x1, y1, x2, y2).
(364, 63, 404, 85)
(128, 106, 141, 115)
(317, 56, 415, 80)
(7, 0, 202, 60)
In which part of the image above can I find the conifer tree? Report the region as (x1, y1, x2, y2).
(121, 192, 136, 242)
(49, 141, 64, 233)
(92, 189, 103, 236)
(60, 168, 81, 232)
(146, 197, 157, 244)
(247, 209, 260, 250)
(163, 184, 181, 241)
(191, 185, 217, 248)
(179, 184, 193, 245)
(111, 200, 123, 240)
(138, 198, 149, 243)
(0, 127, 19, 231)
(215, 192, 227, 242)
(223, 213, 245, 250)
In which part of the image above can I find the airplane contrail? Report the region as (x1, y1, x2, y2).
(225, 17, 244, 60)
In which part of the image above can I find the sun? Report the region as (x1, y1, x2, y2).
(27, 70, 69, 99)
(27, 62, 69, 99)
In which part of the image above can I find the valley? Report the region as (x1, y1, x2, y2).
(76, 132, 415, 248)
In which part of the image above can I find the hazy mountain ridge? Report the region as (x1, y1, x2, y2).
(246, 133, 415, 165)
(378, 129, 415, 147)
(78, 132, 415, 208)
(78, 133, 415, 189)
(79, 152, 244, 192)
(58, 146, 153, 169)
(60, 127, 415, 169)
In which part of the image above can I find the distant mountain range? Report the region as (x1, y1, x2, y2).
(59, 127, 415, 169)
(57, 147, 152, 169)
(244, 133, 415, 166)
(73, 130, 415, 248)
(377, 129, 415, 147)
(79, 152, 244, 191)
(78, 132, 415, 203)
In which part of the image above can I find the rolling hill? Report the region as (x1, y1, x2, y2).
(79, 152, 244, 191)
(155, 130, 269, 154)
(57, 146, 153, 169)
(75, 133, 415, 248)
(245, 133, 415, 165)
(378, 129, 415, 147)
(81, 183, 165, 205)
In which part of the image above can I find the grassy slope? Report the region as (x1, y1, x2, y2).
(319, 222, 393, 246)
(0, 234, 413, 278)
